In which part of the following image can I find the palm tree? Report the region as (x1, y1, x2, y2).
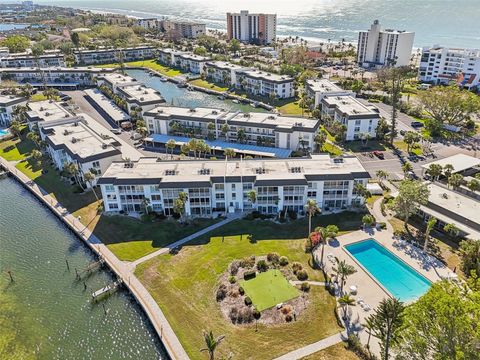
(224, 148, 236, 158)
(333, 259, 357, 295)
(237, 128, 247, 144)
(444, 223, 460, 238)
(30, 149, 43, 168)
(221, 123, 229, 139)
(142, 197, 151, 214)
(376, 170, 388, 185)
(314, 131, 327, 153)
(63, 162, 84, 190)
(26, 131, 41, 148)
(200, 330, 225, 360)
(467, 179, 480, 192)
(448, 173, 464, 189)
(423, 216, 437, 252)
(353, 182, 370, 205)
(338, 294, 356, 320)
(443, 164, 454, 181)
(83, 171, 99, 200)
(369, 298, 405, 360)
(305, 199, 319, 236)
(426, 163, 442, 181)
(166, 139, 176, 159)
(363, 315, 375, 354)
(9, 119, 22, 138)
(247, 189, 257, 209)
(402, 162, 413, 176)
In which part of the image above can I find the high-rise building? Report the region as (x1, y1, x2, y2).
(418, 46, 480, 91)
(356, 20, 414, 69)
(226, 10, 276, 45)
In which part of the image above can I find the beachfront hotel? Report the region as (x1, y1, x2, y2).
(98, 155, 370, 215)
(236, 69, 295, 99)
(418, 46, 480, 91)
(96, 73, 165, 113)
(0, 94, 27, 127)
(74, 46, 156, 66)
(321, 96, 380, 141)
(0, 67, 115, 89)
(356, 20, 414, 68)
(226, 10, 277, 45)
(143, 105, 320, 156)
(0, 51, 66, 68)
(204, 61, 250, 86)
(305, 78, 355, 108)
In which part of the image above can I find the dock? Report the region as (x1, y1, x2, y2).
(92, 279, 122, 301)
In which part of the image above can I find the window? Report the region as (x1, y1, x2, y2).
(105, 185, 115, 192)
(215, 183, 224, 191)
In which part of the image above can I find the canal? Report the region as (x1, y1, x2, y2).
(126, 69, 269, 113)
(0, 177, 167, 359)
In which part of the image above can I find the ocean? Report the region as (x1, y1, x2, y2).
(32, 0, 480, 49)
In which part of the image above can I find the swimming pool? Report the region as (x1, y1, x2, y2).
(345, 239, 431, 301)
(0, 128, 9, 136)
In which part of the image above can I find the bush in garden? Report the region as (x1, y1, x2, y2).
(279, 256, 289, 266)
(267, 252, 280, 264)
(244, 296, 252, 306)
(256, 259, 268, 272)
(253, 308, 261, 319)
(300, 282, 310, 292)
(216, 285, 227, 301)
(285, 314, 293, 322)
(238, 286, 245, 295)
(228, 275, 236, 284)
(229, 260, 240, 275)
(243, 270, 256, 280)
(292, 262, 303, 274)
(296, 269, 308, 281)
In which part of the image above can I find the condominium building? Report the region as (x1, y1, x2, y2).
(176, 53, 209, 74)
(25, 100, 74, 130)
(0, 51, 66, 68)
(143, 105, 320, 154)
(305, 79, 355, 108)
(136, 18, 159, 31)
(0, 95, 27, 127)
(96, 72, 165, 113)
(357, 20, 414, 68)
(74, 46, 156, 65)
(204, 61, 250, 86)
(418, 46, 480, 90)
(226, 10, 277, 45)
(162, 20, 206, 40)
(157, 48, 186, 67)
(321, 96, 380, 141)
(236, 69, 294, 99)
(98, 155, 370, 215)
(0, 67, 115, 88)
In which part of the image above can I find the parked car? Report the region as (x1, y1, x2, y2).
(111, 128, 122, 135)
(411, 121, 424, 128)
(373, 151, 384, 159)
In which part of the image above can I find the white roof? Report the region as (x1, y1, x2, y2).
(84, 89, 130, 123)
(422, 154, 480, 173)
(322, 96, 380, 118)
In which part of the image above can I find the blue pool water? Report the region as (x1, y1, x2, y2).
(345, 239, 431, 301)
(0, 129, 10, 136)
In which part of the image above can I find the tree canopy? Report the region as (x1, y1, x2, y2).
(1, 35, 30, 53)
(391, 180, 430, 227)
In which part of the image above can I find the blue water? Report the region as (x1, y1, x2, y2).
(0, 129, 9, 136)
(0, 23, 28, 31)
(345, 239, 431, 302)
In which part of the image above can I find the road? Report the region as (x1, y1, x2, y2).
(357, 98, 416, 133)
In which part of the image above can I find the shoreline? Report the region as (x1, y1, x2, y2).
(0, 158, 189, 360)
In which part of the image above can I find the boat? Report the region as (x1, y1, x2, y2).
(232, 99, 240, 104)
(177, 82, 187, 88)
(160, 77, 168, 82)
(250, 101, 259, 108)
(217, 95, 225, 100)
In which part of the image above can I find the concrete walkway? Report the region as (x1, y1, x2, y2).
(273, 331, 347, 360)
(0, 158, 190, 360)
(370, 196, 394, 233)
(132, 212, 242, 267)
(289, 280, 326, 286)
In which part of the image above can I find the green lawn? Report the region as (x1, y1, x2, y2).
(94, 59, 182, 77)
(135, 219, 343, 359)
(300, 342, 360, 360)
(0, 136, 34, 161)
(30, 94, 60, 102)
(189, 78, 228, 92)
(240, 270, 299, 311)
(277, 101, 307, 116)
(322, 142, 343, 156)
(343, 140, 387, 153)
(393, 140, 422, 155)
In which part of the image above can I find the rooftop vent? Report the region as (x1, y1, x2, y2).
(189, 108, 196, 112)
(164, 169, 177, 176)
(212, 110, 218, 115)
(101, 143, 108, 149)
(157, 108, 163, 113)
(124, 162, 134, 168)
(255, 167, 266, 174)
(333, 157, 344, 164)
(198, 168, 211, 175)
(290, 166, 302, 173)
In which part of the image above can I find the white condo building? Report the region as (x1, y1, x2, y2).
(418, 46, 480, 91)
(357, 20, 414, 68)
(204, 61, 250, 86)
(321, 96, 380, 141)
(74, 46, 155, 65)
(0, 95, 27, 127)
(236, 69, 294, 99)
(226, 10, 277, 45)
(98, 155, 370, 215)
(176, 53, 210, 74)
(0, 51, 65, 68)
(305, 79, 355, 108)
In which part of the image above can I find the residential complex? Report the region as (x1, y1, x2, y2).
(96, 73, 165, 113)
(0, 94, 27, 127)
(25, 100, 75, 130)
(305, 78, 355, 108)
(136, 18, 159, 31)
(98, 155, 370, 215)
(418, 46, 480, 90)
(157, 48, 186, 67)
(176, 53, 209, 74)
(236, 69, 294, 99)
(0, 51, 66, 68)
(226, 10, 277, 45)
(162, 20, 206, 40)
(321, 96, 380, 141)
(74, 46, 156, 65)
(204, 61, 250, 85)
(0, 67, 114, 88)
(357, 20, 414, 68)
(143, 106, 320, 153)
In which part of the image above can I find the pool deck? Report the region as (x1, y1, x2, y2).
(316, 227, 452, 354)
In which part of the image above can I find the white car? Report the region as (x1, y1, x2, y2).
(111, 128, 122, 135)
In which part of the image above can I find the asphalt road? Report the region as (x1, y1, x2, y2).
(357, 98, 416, 133)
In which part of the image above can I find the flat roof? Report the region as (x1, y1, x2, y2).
(239, 69, 293, 83)
(84, 88, 130, 123)
(421, 154, 480, 173)
(26, 100, 72, 123)
(178, 53, 210, 62)
(145, 133, 292, 158)
(144, 106, 320, 132)
(77, 46, 155, 54)
(205, 61, 248, 71)
(306, 78, 350, 94)
(0, 67, 115, 73)
(99, 72, 138, 87)
(0, 94, 26, 106)
(118, 84, 164, 104)
(99, 154, 370, 185)
(322, 96, 380, 118)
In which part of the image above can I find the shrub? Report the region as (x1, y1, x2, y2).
(172, 212, 181, 219)
(300, 282, 310, 292)
(267, 252, 280, 264)
(287, 210, 297, 220)
(243, 270, 256, 280)
(362, 214, 375, 227)
(237, 307, 254, 323)
(285, 314, 293, 322)
(281, 305, 291, 315)
(230, 260, 240, 275)
(279, 256, 289, 266)
(256, 259, 268, 272)
(304, 238, 313, 253)
(229, 306, 239, 322)
(244, 296, 252, 306)
(228, 275, 236, 284)
(296, 269, 308, 281)
(253, 308, 261, 319)
(292, 262, 303, 274)
(240, 256, 255, 268)
(377, 222, 387, 229)
(216, 285, 227, 301)
(238, 286, 245, 295)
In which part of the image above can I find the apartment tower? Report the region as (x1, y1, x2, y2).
(226, 10, 276, 45)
